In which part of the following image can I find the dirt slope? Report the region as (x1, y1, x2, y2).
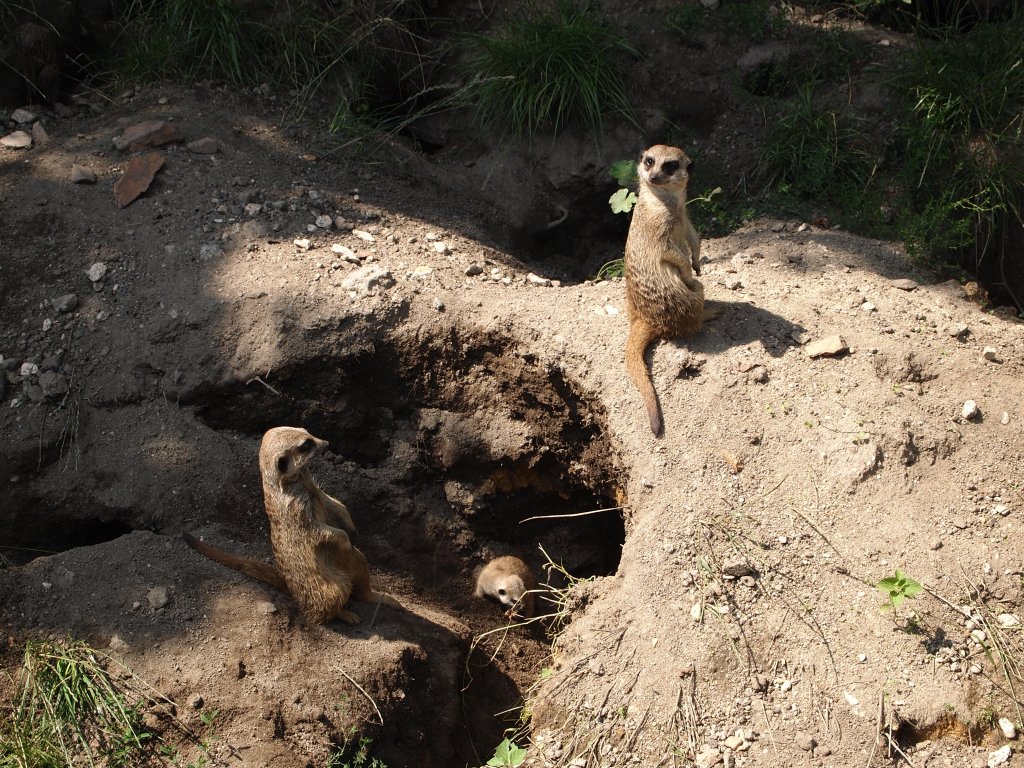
(1, 87, 1023, 768)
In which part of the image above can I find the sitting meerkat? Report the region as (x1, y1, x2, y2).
(624, 144, 718, 436)
(475, 556, 538, 618)
(184, 426, 400, 625)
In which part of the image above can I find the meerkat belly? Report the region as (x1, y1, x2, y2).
(626, 261, 702, 337)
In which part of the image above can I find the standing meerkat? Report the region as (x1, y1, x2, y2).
(624, 144, 716, 436)
(475, 556, 538, 618)
(184, 426, 400, 625)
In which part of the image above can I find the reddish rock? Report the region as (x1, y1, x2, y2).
(112, 120, 182, 152)
(187, 137, 219, 154)
(113, 153, 165, 208)
(805, 335, 848, 358)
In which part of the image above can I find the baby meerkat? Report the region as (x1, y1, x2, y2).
(184, 426, 400, 625)
(624, 144, 717, 436)
(475, 556, 538, 618)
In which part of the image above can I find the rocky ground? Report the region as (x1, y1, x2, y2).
(2, 17, 1024, 768)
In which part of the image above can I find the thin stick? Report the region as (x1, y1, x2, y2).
(245, 375, 281, 395)
(338, 667, 383, 726)
(368, 595, 384, 630)
(520, 506, 623, 524)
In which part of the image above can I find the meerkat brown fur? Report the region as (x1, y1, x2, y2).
(624, 144, 715, 436)
(184, 426, 400, 625)
(475, 556, 538, 618)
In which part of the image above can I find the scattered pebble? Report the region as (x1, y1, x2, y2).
(1, 130, 32, 149)
(411, 265, 433, 278)
(432, 241, 450, 255)
(465, 264, 483, 276)
(795, 732, 816, 752)
(998, 717, 1017, 739)
(294, 238, 311, 250)
(189, 694, 204, 709)
(257, 601, 277, 615)
(982, 346, 1002, 363)
(70, 164, 97, 184)
(962, 400, 980, 420)
(315, 214, 333, 229)
(86, 264, 106, 286)
(805, 335, 848, 358)
(52, 293, 78, 313)
(988, 744, 1011, 767)
(527, 272, 551, 287)
(186, 137, 219, 154)
(342, 265, 394, 293)
(11, 108, 36, 123)
(147, 586, 169, 610)
(891, 278, 918, 291)
(352, 229, 375, 242)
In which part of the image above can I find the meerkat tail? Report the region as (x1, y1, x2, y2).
(182, 532, 290, 593)
(625, 317, 663, 436)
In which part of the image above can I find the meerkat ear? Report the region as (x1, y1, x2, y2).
(277, 456, 290, 474)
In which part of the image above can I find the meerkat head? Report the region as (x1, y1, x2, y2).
(259, 427, 329, 487)
(494, 574, 527, 608)
(637, 145, 693, 191)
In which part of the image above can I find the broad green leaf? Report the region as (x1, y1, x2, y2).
(609, 188, 637, 214)
(609, 159, 638, 187)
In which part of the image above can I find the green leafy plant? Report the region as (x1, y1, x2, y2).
(467, 0, 637, 137)
(327, 735, 389, 768)
(486, 737, 527, 767)
(757, 81, 875, 204)
(893, 15, 1024, 284)
(607, 158, 639, 214)
(877, 570, 923, 611)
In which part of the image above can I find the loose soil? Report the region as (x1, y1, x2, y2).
(2, 14, 1024, 768)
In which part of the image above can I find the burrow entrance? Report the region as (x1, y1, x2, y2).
(188, 318, 627, 763)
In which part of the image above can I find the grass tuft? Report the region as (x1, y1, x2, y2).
(1, 638, 156, 767)
(467, 0, 636, 138)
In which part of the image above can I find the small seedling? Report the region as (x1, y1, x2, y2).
(487, 737, 527, 767)
(876, 570, 922, 611)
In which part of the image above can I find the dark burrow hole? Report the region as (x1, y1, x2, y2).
(189, 320, 627, 763)
(0, 509, 133, 566)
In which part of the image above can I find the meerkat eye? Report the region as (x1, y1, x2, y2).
(643, 156, 654, 168)
(277, 456, 290, 473)
(498, 588, 507, 596)
(298, 438, 315, 453)
(687, 159, 695, 173)
(662, 160, 679, 174)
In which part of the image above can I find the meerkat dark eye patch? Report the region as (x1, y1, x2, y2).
(687, 159, 695, 173)
(643, 155, 654, 168)
(662, 160, 680, 174)
(277, 456, 290, 473)
(298, 438, 315, 453)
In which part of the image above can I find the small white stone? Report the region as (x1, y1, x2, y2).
(20, 362, 39, 377)
(527, 272, 552, 287)
(988, 744, 1011, 767)
(962, 400, 980, 420)
(293, 238, 311, 250)
(411, 265, 433, 278)
(998, 717, 1017, 739)
(603, 304, 619, 316)
(432, 241, 450, 254)
(315, 214, 333, 229)
(970, 629, 987, 643)
(87, 262, 107, 282)
(690, 602, 703, 621)
(982, 346, 1001, 362)
(352, 229, 375, 242)
(997, 614, 1020, 628)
